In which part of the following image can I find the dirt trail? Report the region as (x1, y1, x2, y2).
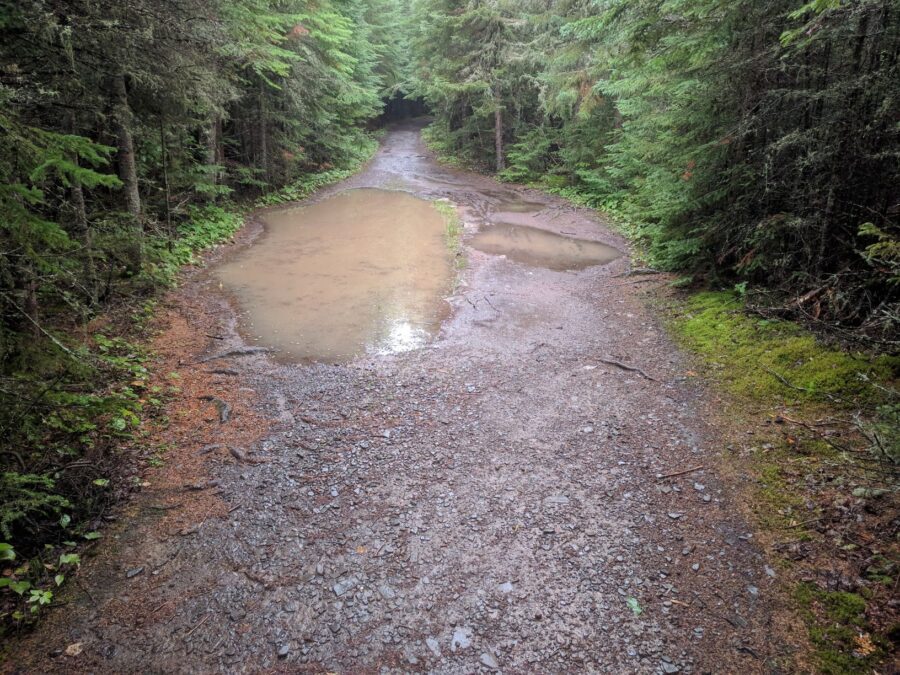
(10, 121, 780, 673)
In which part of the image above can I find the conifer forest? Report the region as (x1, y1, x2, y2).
(0, 0, 898, 672)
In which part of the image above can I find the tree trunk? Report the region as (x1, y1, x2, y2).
(160, 119, 173, 240)
(205, 115, 221, 187)
(111, 74, 141, 219)
(111, 73, 143, 271)
(70, 176, 96, 304)
(66, 111, 96, 303)
(23, 265, 40, 338)
(494, 104, 504, 173)
(258, 80, 268, 182)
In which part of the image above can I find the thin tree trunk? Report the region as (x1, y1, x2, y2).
(216, 116, 224, 166)
(258, 80, 268, 182)
(160, 118, 173, 241)
(23, 265, 40, 338)
(494, 103, 504, 173)
(205, 115, 220, 187)
(70, 175, 96, 303)
(111, 73, 143, 271)
(66, 111, 96, 303)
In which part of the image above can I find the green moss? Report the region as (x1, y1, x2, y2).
(794, 583, 882, 673)
(863, 555, 896, 586)
(751, 455, 806, 530)
(672, 291, 898, 403)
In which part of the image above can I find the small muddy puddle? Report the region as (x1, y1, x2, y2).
(494, 199, 546, 213)
(482, 190, 546, 214)
(215, 189, 454, 362)
(470, 223, 621, 271)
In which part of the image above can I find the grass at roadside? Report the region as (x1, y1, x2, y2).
(665, 289, 898, 673)
(432, 198, 465, 271)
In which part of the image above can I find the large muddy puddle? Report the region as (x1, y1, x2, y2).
(470, 223, 621, 271)
(215, 189, 453, 363)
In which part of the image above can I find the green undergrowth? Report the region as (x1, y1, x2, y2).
(0, 146, 377, 634)
(667, 289, 898, 672)
(255, 138, 378, 207)
(433, 198, 465, 270)
(420, 124, 469, 169)
(145, 206, 244, 285)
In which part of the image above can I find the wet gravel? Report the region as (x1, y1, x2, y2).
(9, 121, 778, 673)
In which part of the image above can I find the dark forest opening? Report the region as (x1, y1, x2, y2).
(379, 91, 429, 124)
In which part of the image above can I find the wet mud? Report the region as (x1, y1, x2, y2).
(8, 120, 783, 674)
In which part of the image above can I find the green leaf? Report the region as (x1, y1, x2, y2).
(8, 580, 32, 595)
(84, 531, 101, 540)
(28, 589, 53, 606)
(93, 478, 110, 487)
(0, 543, 15, 561)
(625, 596, 642, 616)
(59, 513, 71, 528)
(55, 574, 65, 586)
(59, 553, 80, 567)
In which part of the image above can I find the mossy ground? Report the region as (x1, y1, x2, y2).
(674, 291, 898, 404)
(665, 289, 898, 673)
(794, 583, 886, 674)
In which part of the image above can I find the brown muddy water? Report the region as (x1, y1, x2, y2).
(215, 189, 454, 362)
(470, 222, 621, 271)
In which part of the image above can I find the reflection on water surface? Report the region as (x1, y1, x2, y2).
(215, 189, 453, 362)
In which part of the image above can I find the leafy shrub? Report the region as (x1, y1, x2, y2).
(0, 473, 70, 541)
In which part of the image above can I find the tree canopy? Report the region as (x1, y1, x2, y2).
(408, 0, 899, 338)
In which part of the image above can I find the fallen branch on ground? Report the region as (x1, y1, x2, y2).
(656, 465, 704, 480)
(598, 357, 657, 381)
(760, 364, 841, 403)
(607, 278, 659, 287)
(184, 613, 210, 639)
(227, 446, 270, 465)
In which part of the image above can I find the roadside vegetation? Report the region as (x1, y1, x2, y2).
(407, 0, 898, 343)
(666, 290, 897, 672)
(433, 199, 466, 271)
(0, 0, 393, 633)
(1, 0, 897, 667)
